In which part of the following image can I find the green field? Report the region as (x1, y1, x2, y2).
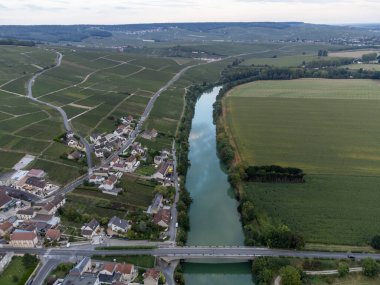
(343, 64, 380, 71)
(225, 79, 380, 245)
(242, 55, 317, 67)
(0, 256, 38, 285)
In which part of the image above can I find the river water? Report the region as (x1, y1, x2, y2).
(183, 87, 255, 285)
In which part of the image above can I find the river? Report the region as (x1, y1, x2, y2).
(183, 86, 255, 285)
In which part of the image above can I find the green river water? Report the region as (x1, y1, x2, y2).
(183, 87, 255, 285)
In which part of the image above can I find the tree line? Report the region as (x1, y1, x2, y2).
(246, 165, 305, 183)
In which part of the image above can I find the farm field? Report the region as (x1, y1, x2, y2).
(242, 55, 317, 67)
(343, 64, 380, 71)
(329, 50, 379, 58)
(225, 78, 380, 245)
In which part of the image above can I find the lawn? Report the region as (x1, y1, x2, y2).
(65, 176, 156, 226)
(92, 255, 155, 268)
(0, 256, 38, 285)
(225, 79, 380, 245)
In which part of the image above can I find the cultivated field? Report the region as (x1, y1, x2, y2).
(329, 50, 380, 58)
(225, 78, 380, 245)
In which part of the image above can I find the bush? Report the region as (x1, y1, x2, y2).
(338, 262, 349, 277)
(371, 235, 380, 250)
(362, 258, 379, 277)
(280, 266, 302, 285)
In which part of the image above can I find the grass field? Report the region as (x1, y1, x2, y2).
(225, 79, 380, 245)
(329, 50, 379, 58)
(0, 256, 38, 285)
(343, 64, 380, 71)
(65, 175, 156, 226)
(242, 55, 317, 67)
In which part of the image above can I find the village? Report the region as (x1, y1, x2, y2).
(0, 112, 179, 285)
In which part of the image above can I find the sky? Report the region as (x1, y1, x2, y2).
(0, 0, 379, 25)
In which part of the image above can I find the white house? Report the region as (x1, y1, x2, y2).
(81, 219, 100, 239)
(89, 175, 105, 184)
(107, 216, 129, 234)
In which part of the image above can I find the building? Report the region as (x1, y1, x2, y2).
(10, 231, 38, 248)
(90, 134, 102, 144)
(24, 176, 46, 191)
(152, 161, 173, 180)
(99, 176, 118, 191)
(143, 269, 160, 285)
(99, 262, 136, 284)
(0, 190, 12, 210)
(46, 229, 61, 241)
(89, 175, 105, 184)
(69, 257, 92, 276)
(62, 273, 100, 285)
(153, 208, 171, 228)
(17, 207, 35, 220)
(0, 222, 13, 238)
(125, 155, 137, 170)
(107, 216, 129, 235)
(0, 252, 13, 273)
(68, 150, 82, 160)
(147, 194, 163, 214)
(81, 219, 100, 239)
(27, 169, 45, 178)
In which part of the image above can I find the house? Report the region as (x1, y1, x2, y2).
(0, 190, 12, 210)
(152, 161, 173, 180)
(17, 207, 35, 220)
(93, 168, 109, 177)
(27, 169, 45, 178)
(10, 231, 38, 248)
(81, 219, 100, 239)
(89, 175, 105, 184)
(143, 269, 161, 285)
(116, 263, 135, 283)
(141, 129, 158, 140)
(154, 156, 163, 165)
(0, 222, 13, 237)
(112, 162, 127, 172)
(24, 176, 46, 191)
(96, 137, 108, 147)
(107, 216, 129, 235)
(62, 273, 100, 285)
(90, 133, 102, 144)
(95, 149, 104, 158)
(68, 150, 82, 160)
(0, 252, 14, 273)
(105, 133, 117, 143)
(103, 143, 114, 153)
(101, 187, 122, 196)
(51, 195, 66, 209)
(147, 194, 163, 214)
(66, 131, 75, 139)
(69, 257, 92, 276)
(46, 229, 61, 241)
(110, 156, 120, 167)
(99, 175, 118, 191)
(31, 214, 60, 227)
(39, 202, 56, 215)
(121, 115, 134, 125)
(125, 155, 137, 170)
(99, 262, 136, 284)
(153, 208, 171, 228)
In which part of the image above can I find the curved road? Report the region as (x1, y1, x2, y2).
(27, 51, 93, 172)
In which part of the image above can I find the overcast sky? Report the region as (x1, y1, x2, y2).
(0, 0, 379, 25)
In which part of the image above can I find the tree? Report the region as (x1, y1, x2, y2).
(158, 273, 166, 285)
(280, 266, 302, 285)
(371, 235, 380, 249)
(318, 50, 328, 57)
(362, 258, 379, 277)
(338, 262, 349, 277)
(362, 53, 378, 62)
(241, 201, 255, 221)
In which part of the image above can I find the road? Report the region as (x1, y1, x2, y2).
(3, 246, 380, 262)
(26, 51, 93, 171)
(30, 258, 61, 285)
(167, 140, 180, 242)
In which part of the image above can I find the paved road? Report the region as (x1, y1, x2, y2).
(31, 258, 61, 285)
(2, 246, 380, 262)
(167, 140, 180, 242)
(26, 51, 93, 171)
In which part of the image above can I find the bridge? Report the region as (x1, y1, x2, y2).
(2, 246, 380, 263)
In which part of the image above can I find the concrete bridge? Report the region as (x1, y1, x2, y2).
(2, 246, 380, 263)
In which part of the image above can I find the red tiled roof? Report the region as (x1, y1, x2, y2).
(46, 229, 60, 240)
(115, 263, 133, 275)
(10, 231, 37, 241)
(144, 269, 160, 280)
(0, 221, 12, 231)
